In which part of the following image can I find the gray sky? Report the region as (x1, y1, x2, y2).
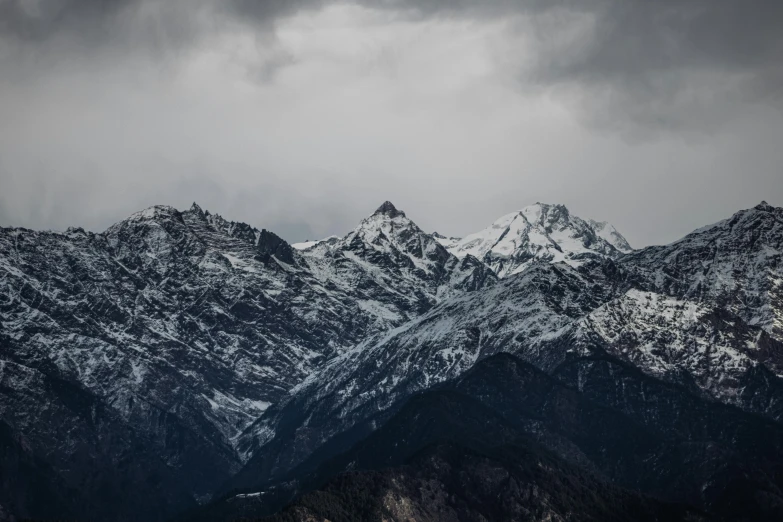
(1, 0, 781, 248)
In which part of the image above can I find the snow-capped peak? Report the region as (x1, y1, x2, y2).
(288, 202, 495, 328)
(341, 202, 447, 268)
(374, 200, 406, 218)
(442, 203, 632, 278)
(117, 204, 182, 224)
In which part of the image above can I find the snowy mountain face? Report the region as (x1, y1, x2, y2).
(3, 199, 783, 521)
(291, 236, 338, 250)
(2, 204, 359, 439)
(227, 202, 783, 502)
(437, 203, 633, 278)
(0, 203, 368, 518)
(0, 200, 493, 520)
(227, 260, 626, 478)
(293, 201, 496, 327)
(573, 289, 783, 416)
(620, 201, 783, 340)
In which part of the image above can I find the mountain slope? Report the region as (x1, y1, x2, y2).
(0, 357, 205, 521)
(0, 201, 493, 520)
(229, 203, 783, 502)
(572, 288, 783, 419)
(3, 199, 783, 521)
(198, 358, 715, 522)
(1, 204, 360, 454)
(231, 259, 627, 474)
(266, 443, 705, 522)
(208, 351, 783, 521)
(620, 201, 783, 341)
(0, 419, 79, 521)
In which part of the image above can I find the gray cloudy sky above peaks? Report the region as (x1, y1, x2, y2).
(1, 0, 781, 247)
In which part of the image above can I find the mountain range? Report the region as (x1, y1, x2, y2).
(1, 199, 782, 521)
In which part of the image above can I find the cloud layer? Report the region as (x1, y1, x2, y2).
(1, 0, 781, 246)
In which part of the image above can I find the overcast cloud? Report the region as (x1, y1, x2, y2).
(1, 0, 781, 247)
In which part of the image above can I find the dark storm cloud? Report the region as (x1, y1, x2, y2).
(0, 0, 209, 70)
(367, 0, 783, 132)
(0, 0, 189, 48)
(0, 0, 319, 44)
(0, 0, 307, 63)
(3, 0, 781, 132)
(372, 0, 783, 83)
(535, 0, 783, 132)
(0, 0, 133, 42)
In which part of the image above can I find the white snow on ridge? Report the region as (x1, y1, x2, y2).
(442, 203, 632, 278)
(432, 232, 461, 250)
(576, 289, 757, 401)
(222, 252, 259, 272)
(449, 210, 519, 261)
(292, 236, 339, 250)
(589, 219, 633, 252)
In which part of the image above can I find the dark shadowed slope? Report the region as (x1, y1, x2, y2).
(201, 351, 783, 521)
(191, 376, 709, 522)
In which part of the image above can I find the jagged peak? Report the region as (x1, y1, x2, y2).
(726, 200, 780, 224)
(528, 202, 570, 220)
(124, 205, 181, 222)
(374, 201, 406, 218)
(101, 205, 185, 235)
(64, 226, 90, 238)
(531, 201, 566, 210)
(486, 203, 572, 228)
(189, 202, 205, 215)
